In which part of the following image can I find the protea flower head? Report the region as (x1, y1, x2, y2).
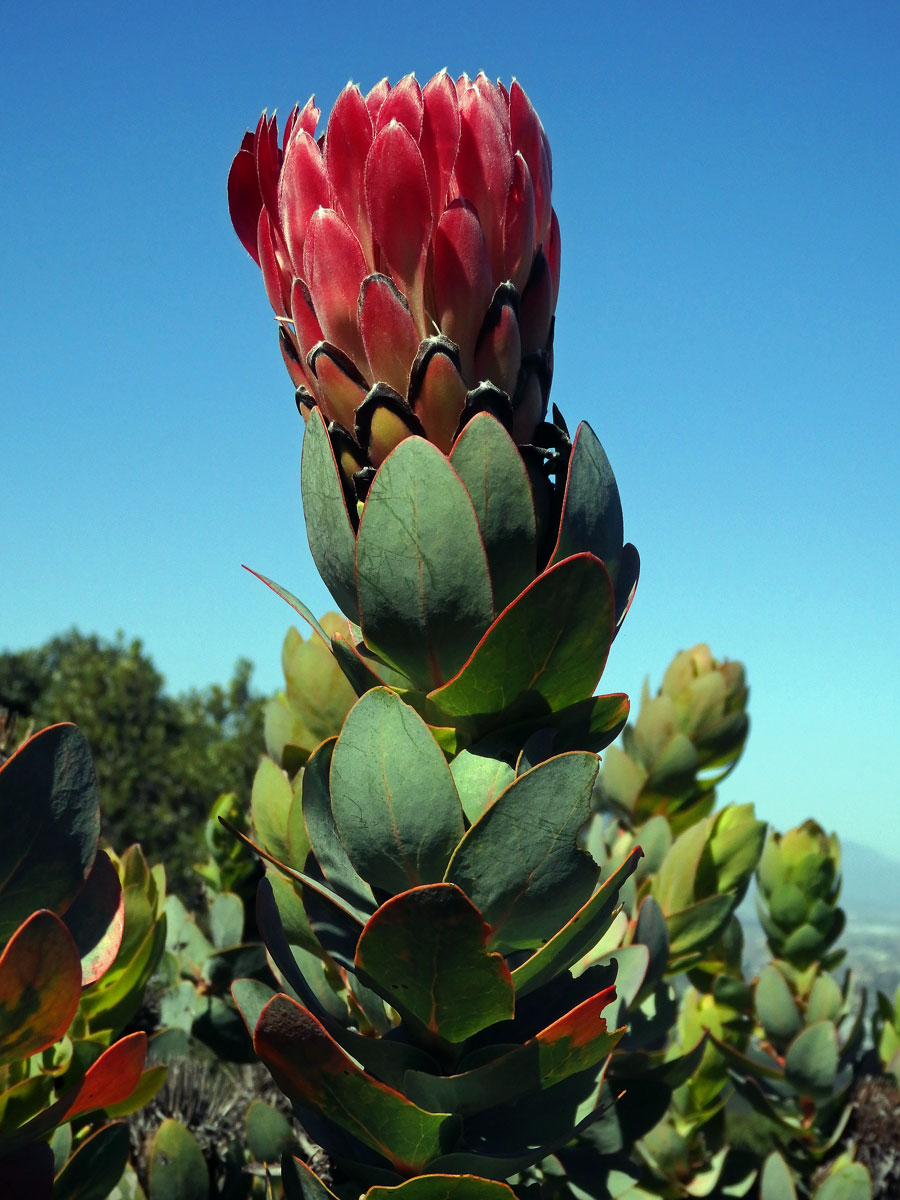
(229, 70, 560, 494)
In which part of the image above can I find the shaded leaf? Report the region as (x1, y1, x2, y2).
(302, 738, 375, 914)
(0, 910, 81, 1066)
(253, 993, 460, 1173)
(63, 851, 124, 986)
(445, 753, 599, 952)
(53, 1121, 129, 1200)
(0, 725, 100, 943)
(367, 1177, 518, 1200)
(245, 1099, 297, 1163)
(510, 848, 643, 997)
(402, 985, 620, 1116)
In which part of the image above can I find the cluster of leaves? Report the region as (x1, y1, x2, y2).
(0, 631, 266, 897)
(0, 725, 164, 1197)
(200, 409, 656, 1200)
(554, 648, 880, 1200)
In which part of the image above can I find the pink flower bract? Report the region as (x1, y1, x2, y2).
(229, 71, 560, 484)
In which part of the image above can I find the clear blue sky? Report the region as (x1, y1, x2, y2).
(3, 2, 898, 856)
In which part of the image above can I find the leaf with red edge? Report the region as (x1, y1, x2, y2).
(331, 632, 414, 695)
(427, 553, 614, 725)
(549, 422, 625, 580)
(0, 911, 81, 1066)
(450, 413, 536, 611)
(433, 202, 493, 378)
(366, 122, 432, 336)
(510, 847, 644, 998)
(242, 567, 332, 645)
(325, 84, 375, 265)
(1, 1032, 148, 1152)
(422, 71, 461, 229)
(278, 129, 330, 275)
(329, 688, 464, 895)
(282, 1154, 342, 1200)
(445, 752, 600, 953)
(402, 986, 621, 1117)
(375, 73, 424, 139)
(253, 993, 459, 1173)
(355, 884, 514, 1043)
(359, 274, 420, 395)
(219, 819, 369, 929)
(62, 850, 124, 986)
(355, 436, 493, 690)
(0, 723, 100, 944)
(367, 1178, 518, 1200)
(522, 692, 630, 757)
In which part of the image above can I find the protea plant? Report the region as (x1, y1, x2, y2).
(228, 71, 646, 1199)
(228, 70, 560, 489)
(230, 73, 639, 754)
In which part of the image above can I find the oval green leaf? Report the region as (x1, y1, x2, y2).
(355, 437, 493, 688)
(450, 413, 537, 611)
(784, 1020, 839, 1096)
(445, 753, 600, 952)
(148, 1119, 209, 1200)
(53, 1121, 130, 1200)
(510, 847, 643, 997)
(301, 408, 361, 623)
(427, 554, 614, 723)
(330, 689, 464, 894)
(548, 422, 623, 579)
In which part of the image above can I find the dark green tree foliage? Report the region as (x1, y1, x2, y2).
(0, 630, 265, 896)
